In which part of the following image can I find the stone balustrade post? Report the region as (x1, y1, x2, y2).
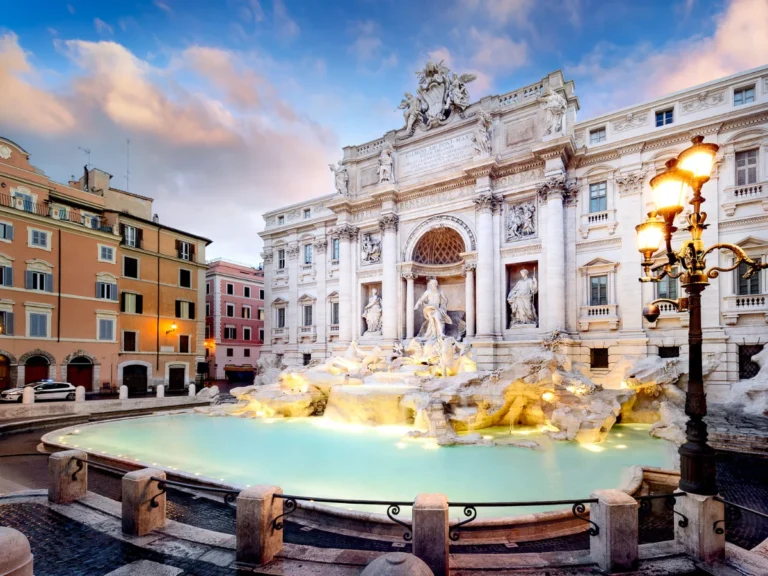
(121, 468, 166, 536)
(412, 493, 449, 576)
(156, 384, 165, 398)
(589, 489, 638, 573)
(188, 384, 196, 396)
(22, 387, 34, 404)
(119, 385, 128, 399)
(0, 527, 33, 576)
(675, 493, 724, 563)
(75, 386, 86, 402)
(48, 450, 87, 504)
(236, 485, 283, 567)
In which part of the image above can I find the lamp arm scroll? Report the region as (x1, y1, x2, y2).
(700, 243, 768, 280)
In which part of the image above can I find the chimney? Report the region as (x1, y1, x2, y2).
(152, 214, 159, 223)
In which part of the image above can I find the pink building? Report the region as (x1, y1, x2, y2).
(205, 259, 265, 382)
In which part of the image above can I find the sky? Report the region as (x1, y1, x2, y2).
(1, 0, 767, 265)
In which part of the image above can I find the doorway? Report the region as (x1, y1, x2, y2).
(25, 355, 50, 384)
(68, 356, 93, 389)
(123, 364, 148, 395)
(168, 366, 185, 391)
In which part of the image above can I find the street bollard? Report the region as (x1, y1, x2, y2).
(48, 450, 87, 504)
(236, 485, 283, 566)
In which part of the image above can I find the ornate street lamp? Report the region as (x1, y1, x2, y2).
(635, 135, 768, 495)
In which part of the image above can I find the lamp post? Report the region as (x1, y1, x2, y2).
(636, 136, 768, 496)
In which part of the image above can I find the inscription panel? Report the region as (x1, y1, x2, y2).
(398, 132, 474, 178)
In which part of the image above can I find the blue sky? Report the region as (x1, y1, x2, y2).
(1, 0, 765, 263)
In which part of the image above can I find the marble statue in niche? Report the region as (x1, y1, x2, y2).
(507, 269, 538, 326)
(361, 232, 381, 264)
(377, 143, 394, 184)
(472, 109, 493, 157)
(540, 89, 567, 135)
(506, 201, 536, 241)
(329, 162, 349, 196)
(415, 279, 452, 340)
(362, 289, 383, 334)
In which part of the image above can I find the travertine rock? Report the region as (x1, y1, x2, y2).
(649, 402, 687, 445)
(228, 383, 325, 418)
(727, 347, 768, 416)
(196, 385, 219, 399)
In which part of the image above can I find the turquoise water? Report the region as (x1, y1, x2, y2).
(57, 414, 676, 517)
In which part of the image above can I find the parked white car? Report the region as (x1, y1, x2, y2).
(0, 381, 77, 403)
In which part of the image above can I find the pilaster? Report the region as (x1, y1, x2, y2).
(380, 213, 399, 341)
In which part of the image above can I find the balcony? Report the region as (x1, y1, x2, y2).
(578, 209, 618, 239)
(299, 325, 316, 340)
(0, 194, 113, 233)
(723, 181, 768, 216)
(329, 324, 339, 333)
(647, 301, 689, 329)
(579, 304, 619, 331)
(723, 294, 768, 325)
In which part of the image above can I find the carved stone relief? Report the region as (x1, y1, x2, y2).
(505, 118, 536, 148)
(361, 232, 381, 264)
(506, 199, 537, 241)
(611, 111, 648, 132)
(0, 145, 11, 160)
(681, 90, 726, 115)
(615, 171, 646, 196)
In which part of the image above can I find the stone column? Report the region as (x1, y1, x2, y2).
(313, 237, 328, 349)
(589, 489, 639, 573)
(380, 214, 399, 341)
(675, 493, 725, 563)
(122, 468, 166, 537)
(48, 450, 87, 504)
(474, 193, 496, 338)
(286, 242, 299, 347)
(236, 485, 284, 566)
(412, 493, 449, 576)
(537, 177, 571, 331)
(464, 263, 476, 338)
(404, 272, 415, 339)
(616, 172, 647, 335)
(261, 249, 274, 354)
(492, 202, 502, 336)
(336, 224, 358, 343)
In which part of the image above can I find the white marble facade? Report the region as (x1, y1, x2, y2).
(260, 63, 768, 402)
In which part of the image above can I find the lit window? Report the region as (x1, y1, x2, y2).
(589, 182, 607, 213)
(589, 127, 606, 144)
(655, 108, 674, 127)
(734, 86, 755, 106)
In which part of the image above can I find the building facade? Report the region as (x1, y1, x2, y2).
(0, 137, 210, 393)
(205, 259, 265, 381)
(259, 65, 768, 402)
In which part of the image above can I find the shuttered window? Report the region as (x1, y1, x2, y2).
(96, 282, 118, 300)
(123, 331, 137, 352)
(26, 271, 53, 292)
(123, 257, 139, 279)
(29, 313, 48, 337)
(98, 318, 114, 341)
(179, 335, 190, 353)
(0, 311, 14, 336)
(120, 292, 143, 314)
(0, 266, 12, 287)
(0, 223, 14, 241)
(175, 300, 195, 319)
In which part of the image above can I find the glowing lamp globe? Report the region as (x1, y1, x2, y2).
(677, 135, 719, 181)
(650, 159, 690, 217)
(635, 218, 665, 257)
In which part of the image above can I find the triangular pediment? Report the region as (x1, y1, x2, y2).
(735, 236, 768, 249)
(271, 296, 288, 306)
(582, 257, 617, 268)
(298, 293, 316, 303)
(327, 290, 339, 300)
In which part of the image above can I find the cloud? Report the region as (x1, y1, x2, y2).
(458, 0, 534, 26)
(93, 18, 114, 36)
(273, 0, 299, 39)
(468, 27, 527, 74)
(0, 33, 337, 264)
(347, 20, 397, 72)
(569, 0, 768, 117)
(154, 0, 172, 13)
(67, 4, 75, 14)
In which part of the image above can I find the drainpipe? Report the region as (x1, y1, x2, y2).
(57, 229, 62, 342)
(156, 226, 161, 375)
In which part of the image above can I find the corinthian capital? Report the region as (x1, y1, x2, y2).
(333, 223, 359, 241)
(473, 192, 499, 213)
(536, 176, 577, 202)
(615, 171, 646, 196)
(379, 213, 399, 232)
(261, 249, 274, 263)
(313, 238, 328, 253)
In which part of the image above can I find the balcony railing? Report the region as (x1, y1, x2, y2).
(299, 325, 316, 339)
(723, 294, 768, 325)
(0, 193, 112, 232)
(723, 181, 768, 216)
(579, 209, 617, 239)
(329, 324, 339, 333)
(579, 304, 619, 331)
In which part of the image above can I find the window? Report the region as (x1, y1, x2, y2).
(123, 331, 137, 352)
(13, 192, 33, 212)
(177, 240, 192, 261)
(226, 303, 235, 317)
(206, 283, 210, 295)
(242, 306, 251, 319)
(123, 256, 139, 279)
(0, 311, 15, 335)
(257, 308, 265, 320)
(244, 327, 251, 341)
(303, 353, 311, 366)
(121, 292, 143, 314)
(178, 269, 191, 288)
(98, 318, 114, 341)
(226, 283, 234, 295)
(277, 215, 285, 226)
(591, 348, 609, 369)
(736, 149, 758, 186)
(206, 302, 210, 317)
(655, 108, 674, 127)
(179, 335, 190, 353)
(304, 244, 313, 265)
(589, 182, 607, 213)
(99, 245, 115, 263)
(332, 238, 340, 261)
(30, 229, 48, 248)
(224, 326, 236, 339)
(0, 223, 13, 241)
(734, 86, 755, 106)
(28, 312, 48, 338)
(122, 225, 140, 248)
(0, 265, 12, 287)
(303, 208, 311, 219)
(244, 286, 251, 298)
(26, 271, 52, 292)
(589, 127, 606, 144)
(226, 348, 234, 357)
(658, 346, 679, 358)
(259, 289, 265, 300)
(244, 349, 251, 358)
(277, 249, 286, 269)
(258, 328, 264, 341)
(590, 275, 608, 306)
(205, 324, 211, 339)
(303, 304, 313, 326)
(331, 302, 340, 325)
(205, 347, 209, 358)
(96, 281, 118, 301)
(657, 271, 678, 300)
(737, 261, 761, 295)
(739, 344, 763, 379)
(175, 300, 196, 319)
(277, 307, 286, 328)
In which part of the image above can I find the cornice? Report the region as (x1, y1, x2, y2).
(575, 237, 622, 251)
(719, 214, 768, 229)
(501, 242, 542, 258)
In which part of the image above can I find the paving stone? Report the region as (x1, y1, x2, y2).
(103, 560, 184, 576)
(199, 548, 237, 567)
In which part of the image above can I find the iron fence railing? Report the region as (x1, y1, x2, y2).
(636, 492, 688, 528)
(0, 193, 112, 232)
(713, 496, 768, 535)
(149, 477, 239, 508)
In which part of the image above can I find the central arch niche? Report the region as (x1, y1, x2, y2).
(412, 227, 465, 265)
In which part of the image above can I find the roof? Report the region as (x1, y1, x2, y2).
(109, 186, 154, 202)
(106, 209, 213, 245)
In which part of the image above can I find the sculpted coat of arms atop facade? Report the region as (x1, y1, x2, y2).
(398, 61, 476, 138)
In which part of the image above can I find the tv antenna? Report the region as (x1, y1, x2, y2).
(78, 146, 91, 168)
(125, 139, 131, 192)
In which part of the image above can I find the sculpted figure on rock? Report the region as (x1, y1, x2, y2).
(414, 279, 452, 340)
(540, 89, 567, 135)
(329, 162, 348, 196)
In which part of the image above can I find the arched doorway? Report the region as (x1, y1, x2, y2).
(123, 364, 148, 395)
(0, 355, 10, 390)
(67, 356, 93, 389)
(25, 355, 50, 384)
